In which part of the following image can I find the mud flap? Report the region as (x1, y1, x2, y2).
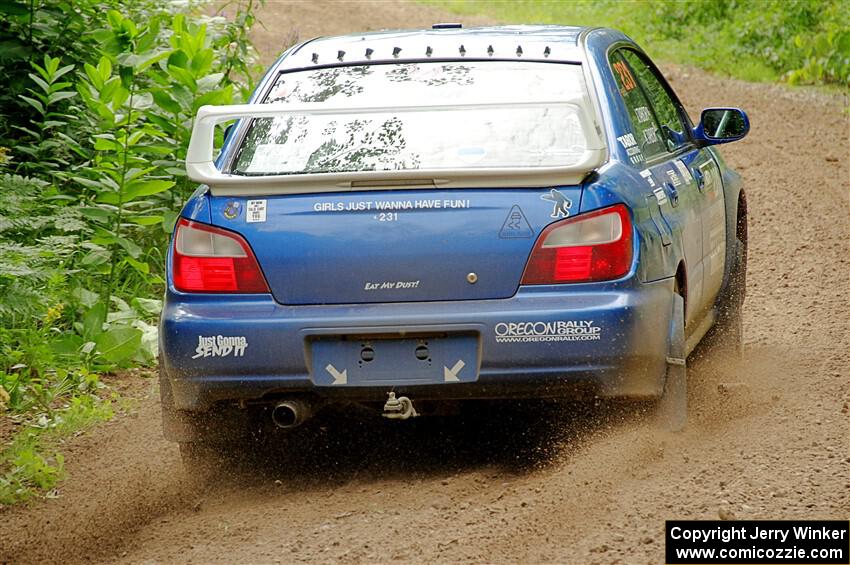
(655, 292, 687, 432)
(160, 369, 197, 442)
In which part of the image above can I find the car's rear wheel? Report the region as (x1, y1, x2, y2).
(160, 365, 207, 444)
(705, 210, 747, 358)
(160, 365, 262, 476)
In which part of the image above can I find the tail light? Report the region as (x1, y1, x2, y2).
(171, 218, 269, 293)
(521, 204, 633, 284)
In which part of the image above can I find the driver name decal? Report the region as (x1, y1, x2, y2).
(494, 320, 602, 343)
(616, 133, 645, 165)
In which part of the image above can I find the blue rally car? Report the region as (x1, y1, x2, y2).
(159, 24, 749, 455)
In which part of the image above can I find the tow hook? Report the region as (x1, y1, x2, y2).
(382, 392, 418, 420)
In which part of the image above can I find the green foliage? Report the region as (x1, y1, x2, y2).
(0, 174, 80, 330)
(0, 0, 261, 376)
(425, 0, 850, 87)
(146, 13, 236, 208)
(787, 28, 850, 85)
(0, 173, 149, 374)
(212, 0, 266, 101)
(0, 448, 65, 504)
(0, 0, 119, 143)
(0, 0, 262, 503)
(13, 55, 79, 176)
(0, 394, 113, 504)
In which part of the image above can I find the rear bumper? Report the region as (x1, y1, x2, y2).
(160, 277, 674, 410)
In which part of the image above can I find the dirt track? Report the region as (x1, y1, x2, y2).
(2, 2, 848, 564)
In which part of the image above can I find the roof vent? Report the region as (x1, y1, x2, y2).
(487, 45, 494, 56)
(432, 23, 462, 29)
(337, 50, 345, 61)
(365, 48, 373, 59)
(425, 46, 433, 57)
(516, 45, 523, 57)
(543, 46, 551, 57)
(459, 44, 466, 56)
(311, 53, 318, 64)
(392, 46, 402, 58)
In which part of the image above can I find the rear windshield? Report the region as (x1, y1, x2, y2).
(231, 61, 591, 176)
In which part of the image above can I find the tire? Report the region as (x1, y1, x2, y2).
(655, 291, 687, 432)
(159, 365, 206, 443)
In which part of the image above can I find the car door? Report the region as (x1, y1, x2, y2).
(610, 48, 715, 326)
(691, 146, 726, 306)
(621, 50, 728, 312)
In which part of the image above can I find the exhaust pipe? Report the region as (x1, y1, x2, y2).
(271, 400, 311, 429)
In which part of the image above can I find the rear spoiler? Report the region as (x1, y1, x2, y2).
(186, 100, 607, 196)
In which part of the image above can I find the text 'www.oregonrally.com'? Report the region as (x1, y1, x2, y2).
(665, 520, 849, 564)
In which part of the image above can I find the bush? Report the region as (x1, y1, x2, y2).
(648, 0, 849, 86)
(0, 0, 262, 375)
(426, 0, 850, 87)
(0, 0, 264, 501)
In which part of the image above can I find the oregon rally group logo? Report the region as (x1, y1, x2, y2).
(494, 320, 601, 343)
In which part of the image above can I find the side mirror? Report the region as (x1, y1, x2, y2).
(693, 108, 749, 146)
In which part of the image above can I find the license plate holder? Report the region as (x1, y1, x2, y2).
(310, 335, 478, 386)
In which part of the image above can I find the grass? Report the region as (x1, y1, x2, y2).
(0, 395, 113, 505)
(422, 0, 830, 84)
